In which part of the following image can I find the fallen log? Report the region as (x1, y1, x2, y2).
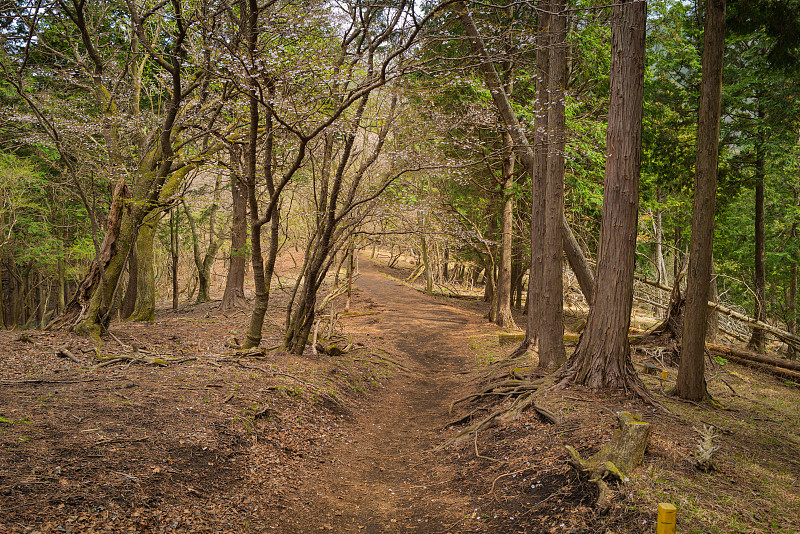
(707, 343, 800, 372)
(707, 345, 800, 382)
(635, 276, 800, 351)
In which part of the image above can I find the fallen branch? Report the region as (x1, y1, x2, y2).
(56, 348, 83, 364)
(93, 352, 195, 369)
(0, 377, 107, 386)
(636, 276, 800, 351)
(318, 277, 359, 311)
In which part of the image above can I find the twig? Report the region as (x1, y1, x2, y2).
(107, 331, 132, 351)
(489, 468, 530, 500)
(474, 430, 501, 462)
(0, 378, 107, 386)
(720, 377, 739, 396)
(94, 358, 125, 369)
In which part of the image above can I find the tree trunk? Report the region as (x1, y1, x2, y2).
(120, 251, 138, 319)
(49, 179, 131, 338)
(561, 0, 646, 390)
(790, 259, 797, 360)
(524, 0, 550, 350)
(221, 149, 248, 310)
(171, 207, 179, 310)
(673, 224, 682, 282)
(675, 0, 725, 401)
(243, 57, 282, 349)
(346, 241, 354, 311)
(242, 0, 268, 349)
(420, 221, 434, 296)
(0, 256, 5, 329)
(748, 138, 766, 353)
(653, 186, 668, 318)
(496, 129, 517, 328)
(538, 0, 567, 370)
(706, 259, 719, 343)
(56, 257, 66, 316)
(789, 193, 798, 359)
(128, 212, 159, 322)
(37, 270, 46, 327)
(183, 192, 222, 305)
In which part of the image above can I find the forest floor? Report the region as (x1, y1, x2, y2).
(1, 252, 800, 533)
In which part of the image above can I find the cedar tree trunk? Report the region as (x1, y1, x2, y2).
(748, 139, 766, 353)
(561, 0, 646, 389)
(538, 0, 567, 370)
(675, 0, 725, 400)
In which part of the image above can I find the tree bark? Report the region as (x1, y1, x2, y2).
(0, 255, 5, 329)
(221, 148, 248, 310)
(496, 129, 517, 328)
(561, 0, 646, 390)
(49, 179, 129, 338)
(183, 193, 222, 305)
(676, 0, 726, 401)
(128, 212, 159, 322)
(748, 138, 767, 353)
(120, 251, 137, 319)
(523, 0, 550, 352)
(241, 0, 267, 349)
(420, 216, 434, 296)
(706, 259, 719, 343)
(538, 0, 567, 370)
(790, 194, 798, 359)
(653, 186, 668, 318)
(171, 207, 179, 310)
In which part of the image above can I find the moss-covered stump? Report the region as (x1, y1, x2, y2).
(566, 411, 650, 507)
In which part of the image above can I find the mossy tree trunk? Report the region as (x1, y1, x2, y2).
(127, 211, 160, 322)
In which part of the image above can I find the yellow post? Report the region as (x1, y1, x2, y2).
(657, 503, 677, 534)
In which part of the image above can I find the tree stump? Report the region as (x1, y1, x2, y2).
(567, 411, 650, 507)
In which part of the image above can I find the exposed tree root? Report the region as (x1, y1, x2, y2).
(442, 376, 560, 449)
(556, 356, 669, 414)
(443, 407, 486, 429)
(476, 352, 544, 382)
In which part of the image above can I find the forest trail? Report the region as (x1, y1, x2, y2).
(287, 258, 485, 533)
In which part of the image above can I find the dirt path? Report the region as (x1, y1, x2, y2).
(286, 259, 485, 533)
